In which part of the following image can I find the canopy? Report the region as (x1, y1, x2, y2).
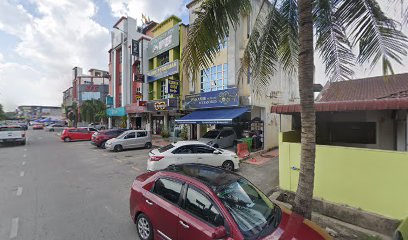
(176, 107, 249, 124)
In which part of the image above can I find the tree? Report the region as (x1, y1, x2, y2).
(80, 100, 106, 124)
(65, 102, 78, 127)
(0, 104, 5, 120)
(182, 0, 407, 219)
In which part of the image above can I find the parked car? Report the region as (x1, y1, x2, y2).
(18, 123, 28, 130)
(45, 123, 66, 132)
(0, 125, 26, 145)
(105, 130, 152, 152)
(147, 141, 239, 171)
(199, 127, 237, 148)
(32, 123, 44, 130)
(88, 123, 107, 130)
(60, 127, 97, 142)
(130, 164, 332, 240)
(91, 128, 127, 148)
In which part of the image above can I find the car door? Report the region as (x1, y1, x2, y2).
(70, 129, 81, 140)
(171, 145, 196, 165)
(142, 177, 184, 240)
(122, 132, 136, 149)
(193, 144, 221, 166)
(178, 185, 227, 240)
(136, 131, 147, 148)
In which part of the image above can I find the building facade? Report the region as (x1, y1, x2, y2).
(17, 105, 62, 120)
(71, 67, 110, 106)
(145, 16, 189, 135)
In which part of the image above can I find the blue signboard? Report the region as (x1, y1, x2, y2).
(168, 79, 180, 95)
(147, 60, 179, 82)
(184, 88, 239, 109)
(106, 107, 126, 117)
(106, 96, 113, 106)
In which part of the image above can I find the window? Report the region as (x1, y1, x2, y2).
(160, 80, 167, 99)
(88, 128, 97, 132)
(173, 145, 195, 154)
(201, 64, 228, 92)
(125, 132, 136, 139)
(220, 130, 235, 138)
(330, 122, 376, 144)
(119, 50, 122, 63)
(137, 131, 147, 137)
(153, 178, 183, 204)
(194, 145, 215, 154)
(157, 52, 169, 66)
(78, 129, 88, 133)
(202, 130, 220, 139)
(184, 186, 224, 226)
(68, 129, 77, 133)
(0, 127, 22, 131)
(136, 87, 141, 93)
(158, 144, 175, 153)
(218, 37, 228, 50)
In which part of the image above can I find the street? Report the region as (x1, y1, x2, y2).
(0, 129, 279, 240)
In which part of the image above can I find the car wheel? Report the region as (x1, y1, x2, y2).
(100, 141, 107, 149)
(21, 141, 26, 146)
(144, 142, 152, 149)
(222, 160, 234, 171)
(64, 137, 71, 142)
(114, 145, 123, 152)
(136, 213, 153, 240)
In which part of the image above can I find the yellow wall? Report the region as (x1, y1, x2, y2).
(279, 132, 408, 219)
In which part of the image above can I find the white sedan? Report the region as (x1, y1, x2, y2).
(147, 141, 240, 171)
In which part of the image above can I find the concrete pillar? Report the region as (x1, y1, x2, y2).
(126, 114, 131, 129)
(108, 117, 112, 129)
(164, 112, 169, 131)
(197, 124, 201, 140)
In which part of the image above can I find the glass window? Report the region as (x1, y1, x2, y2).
(153, 178, 183, 204)
(173, 145, 195, 154)
(125, 132, 136, 139)
(202, 130, 220, 139)
(220, 130, 235, 138)
(0, 127, 22, 131)
(89, 128, 97, 132)
(194, 145, 215, 154)
(160, 80, 167, 99)
(137, 131, 147, 137)
(158, 144, 175, 153)
(200, 64, 228, 92)
(184, 186, 224, 226)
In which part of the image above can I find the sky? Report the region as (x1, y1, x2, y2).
(0, 0, 407, 111)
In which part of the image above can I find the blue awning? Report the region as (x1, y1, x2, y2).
(176, 107, 249, 124)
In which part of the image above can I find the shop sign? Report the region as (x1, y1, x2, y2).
(132, 39, 139, 56)
(147, 25, 179, 59)
(184, 88, 239, 109)
(125, 102, 147, 113)
(147, 60, 179, 82)
(168, 79, 180, 95)
(106, 96, 113, 106)
(106, 107, 126, 117)
(147, 98, 178, 111)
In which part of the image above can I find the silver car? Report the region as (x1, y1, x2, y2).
(199, 127, 237, 148)
(105, 130, 152, 152)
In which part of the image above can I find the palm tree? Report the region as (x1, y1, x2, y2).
(80, 100, 106, 124)
(182, 0, 407, 219)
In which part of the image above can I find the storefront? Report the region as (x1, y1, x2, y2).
(146, 98, 180, 135)
(125, 101, 147, 130)
(106, 107, 126, 128)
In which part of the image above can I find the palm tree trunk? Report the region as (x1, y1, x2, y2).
(292, 0, 316, 220)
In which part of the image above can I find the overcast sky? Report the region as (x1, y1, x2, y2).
(0, 0, 407, 111)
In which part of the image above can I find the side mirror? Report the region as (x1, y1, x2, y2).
(212, 226, 227, 239)
(213, 150, 221, 154)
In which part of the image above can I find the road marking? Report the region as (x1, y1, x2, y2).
(93, 150, 98, 152)
(115, 159, 123, 163)
(9, 217, 19, 239)
(16, 187, 23, 196)
(22, 161, 26, 166)
(23, 154, 27, 158)
(20, 171, 24, 177)
(132, 166, 140, 171)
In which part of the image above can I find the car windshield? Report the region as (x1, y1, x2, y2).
(202, 130, 220, 139)
(0, 127, 22, 131)
(116, 132, 129, 139)
(158, 144, 175, 153)
(217, 178, 278, 240)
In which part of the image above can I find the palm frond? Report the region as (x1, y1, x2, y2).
(278, 0, 299, 74)
(337, 0, 408, 75)
(314, 0, 355, 81)
(182, 0, 251, 79)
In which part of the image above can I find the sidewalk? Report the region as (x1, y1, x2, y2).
(152, 135, 180, 147)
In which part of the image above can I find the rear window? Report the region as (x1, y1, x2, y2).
(158, 144, 175, 153)
(202, 130, 220, 139)
(0, 127, 22, 131)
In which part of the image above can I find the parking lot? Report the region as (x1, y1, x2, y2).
(0, 129, 278, 240)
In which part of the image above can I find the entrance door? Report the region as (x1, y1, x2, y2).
(152, 116, 164, 135)
(191, 124, 197, 140)
(136, 117, 142, 130)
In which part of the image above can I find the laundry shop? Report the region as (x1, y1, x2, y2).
(176, 88, 264, 149)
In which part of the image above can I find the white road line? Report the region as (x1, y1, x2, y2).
(22, 161, 26, 166)
(9, 217, 19, 239)
(16, 187, 23, 196)
(132, 166, 141, 171)
(20, 171, 25, 177)
(23, 154, 27, 158)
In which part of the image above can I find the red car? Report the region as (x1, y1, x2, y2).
(130, 164, 332, 240)
(61, 127, 97, 142)
(32, 124, 44, 130)
(91, 128, 127, 148)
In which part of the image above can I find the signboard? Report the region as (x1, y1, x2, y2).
(168, 79, 180, 95)
(132, 39, 139, 56)
(106, 107, 126, 117)
(184, 88, 239, 109)
(82, 92, 101, 101)
(106, 96, 113, 106)
(147, 98, 179, 112)
(147, 24, 180, 59)
(147, 60, 179, 82)
(85, 85, 99, 92)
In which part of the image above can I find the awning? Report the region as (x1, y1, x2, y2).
(176, 107, 249, 124)
(271, 98, 408, 114)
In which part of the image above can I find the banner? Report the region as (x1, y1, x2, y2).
(147, 25, 180, 59)
(147, 60, 179, 82)
(184, 88, 239, 109)
(106, 107, 126, 117)
(146, 98, 179, 112)
(168, 79, 180, 95)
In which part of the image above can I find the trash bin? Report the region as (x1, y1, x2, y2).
(240, 137, 253, 152)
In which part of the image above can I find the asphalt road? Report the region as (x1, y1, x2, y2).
(0, 129, 279, 240)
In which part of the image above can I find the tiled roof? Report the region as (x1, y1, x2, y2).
(318, 73, 408, 101)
